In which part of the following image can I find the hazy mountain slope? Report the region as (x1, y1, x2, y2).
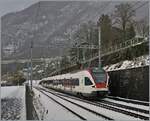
(1, 1, 148, 59)
(1, 1, 112, 59)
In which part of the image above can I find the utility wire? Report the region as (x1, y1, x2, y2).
(32, 1, 147, 49)
(10, 2, 148, 63)
(112, 1, 148, 26)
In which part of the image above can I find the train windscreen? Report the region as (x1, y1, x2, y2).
(91, 68, 106, 83)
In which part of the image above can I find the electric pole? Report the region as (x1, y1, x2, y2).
(30, 39, 33, 90)
(98, 22, 101, 68)
(27, 60, 30, 86)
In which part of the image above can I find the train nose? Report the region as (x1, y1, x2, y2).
(95, 82, 106, 88)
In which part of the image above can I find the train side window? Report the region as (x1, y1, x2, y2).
(75, 79, 79, 86)
(85, 77, 93, 86)
(72, 79, 79, 86)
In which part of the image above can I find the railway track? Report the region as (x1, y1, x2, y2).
(35, 88, 86, 120)
(100, 99, 149, 114)
(35, 87, 113, 120)
(106, 96, 149, 106)
(94, 101, 149, 120)
(39, 86, 149, 120)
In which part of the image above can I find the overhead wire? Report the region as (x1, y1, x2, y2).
(111, 1, 148, 26)
(31, 1, 148, 49)
(10, 1, 148, 63)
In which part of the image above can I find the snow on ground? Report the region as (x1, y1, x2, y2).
(108, 96, 150, 104)
(32, 88, 81, 120)
(39, 88, 104, 120)
(24, 80, 41, 87)
(104, 55, 149, 71)
(103, 98, 149, 111)
(1, 86, 26, 120)
(40, 87, 141, 120)
(58, 94, 144, 120)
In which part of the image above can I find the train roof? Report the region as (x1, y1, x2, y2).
(42, 67, 106, 81)
(43, 69, 89, 81)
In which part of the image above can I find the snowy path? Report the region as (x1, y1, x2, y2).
(33, 88, 82, 120)
(37, 88, 108, 120)
(47, 91, 142, 120)
(39, 86, 149, 120)
(1, 86, 26, 120)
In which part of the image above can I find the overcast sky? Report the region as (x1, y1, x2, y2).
(0, 0, 105, 17)
(0, 0, 38, 17)
(0, 0, 149, 18)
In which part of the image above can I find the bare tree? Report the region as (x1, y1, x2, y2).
(98, 14, 112, 50)
(114, 3, 135, 40)
(134, 17, 149, 37)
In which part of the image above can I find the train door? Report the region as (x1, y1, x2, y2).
(78, 77, 84, 92)
(83, 77, 93, 94)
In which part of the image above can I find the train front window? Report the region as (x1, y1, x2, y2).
(85, 77, 93, 86)
(92, 68, 106, 83)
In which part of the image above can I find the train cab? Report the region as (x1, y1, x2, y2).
(81, 67, 109, 97)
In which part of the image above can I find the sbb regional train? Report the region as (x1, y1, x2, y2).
(40, 67, 109, 98)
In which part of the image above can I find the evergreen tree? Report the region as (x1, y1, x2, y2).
(126, 23, 136, 40)
(10, 71, 26, 85)
(60, 56, 70, 69)
(98, 14, 112, 51)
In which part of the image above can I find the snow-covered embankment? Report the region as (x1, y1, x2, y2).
(1, 86, 26, 120)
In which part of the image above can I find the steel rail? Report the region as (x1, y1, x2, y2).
(37, 87, 113, 120)
(35, 88, 86, 120)
(106, 96, 150, 106)
(40, 87, 149, 120)
(100, 100, 149, 114)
